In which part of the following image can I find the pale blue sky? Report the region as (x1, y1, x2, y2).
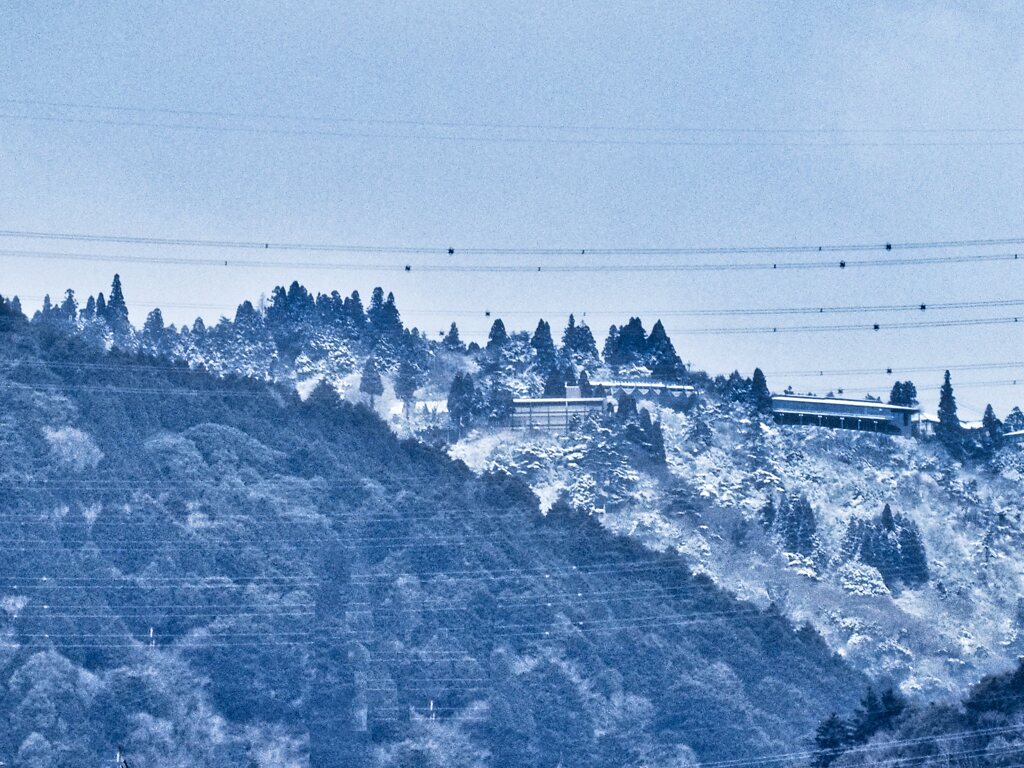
(2, 1, 1024, 417)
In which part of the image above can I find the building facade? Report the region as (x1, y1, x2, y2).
(590, 380, 695, 404)
(771, 394, 919, 437)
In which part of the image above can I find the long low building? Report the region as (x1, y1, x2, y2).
(590, 380, 695, 402)
(511, 395, 610, 431)
(771, 394, 919, 437)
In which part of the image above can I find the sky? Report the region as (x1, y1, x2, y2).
(2, 1, 1024, 418)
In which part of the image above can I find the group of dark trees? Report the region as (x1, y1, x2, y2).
(813, 687, 908, 767)
(760, 493, 820, 557)
(602, 317, 686, 380)
(840, 504, 929, 589)
(814, 660, 1024, 768)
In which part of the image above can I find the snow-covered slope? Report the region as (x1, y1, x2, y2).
(452, 395, 1024, 700)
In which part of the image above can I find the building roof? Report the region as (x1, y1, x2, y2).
(1005, 430, 1024, 438)
(590, 380, 695, 392)
(771, 394, 919, 413)
(513, 397, 607, 406)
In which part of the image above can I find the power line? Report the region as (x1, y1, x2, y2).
(7, 110, 1024, 147)
(14, 293, 1024, 319)
(1, 246, 1022, 274)
(6, 97, 1024, 135)
(3, 229, 1024, 256)
(767, 361, 1024, 377)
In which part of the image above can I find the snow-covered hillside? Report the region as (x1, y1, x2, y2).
(452, 395, 1024, 700)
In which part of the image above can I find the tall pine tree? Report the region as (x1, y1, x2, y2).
(751, 368, 772, 413)
(936, 370, 962, 450)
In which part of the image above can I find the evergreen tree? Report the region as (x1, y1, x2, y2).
(10, 295, 22, 317)
(646, 320, 685, 381)
(531, 319, 556, 370)
(60, 289, 78, 322)
(812, 713, 850, 768)
(936, 370, 962, 449)
(359, 357, 384, 408)
(343, 290, 366, 331)
(982, 404, 1003, 450)
(447, 372, 478, 430)
(394, 360, 422, 416)
(141, 308, 168, 356)
(751, 368, 772, 413)
(1004, 406, 1024, 433)
(542, 369, 567, 398)
(443, 322, 465, 352)
(614, 317, 648, 367)
(486, 319, 508, 350)
(889, 381, 918, 407)
(485, 384, 515, 424)
(81, 295, 96, 321)
(774, 494, 818, 556)
(602, 325, 619, 367)
(562, 314, 599, 365)
(578, 369, 593, 397)
(95, 292, 107, 319)
(106, 274, 129, 323)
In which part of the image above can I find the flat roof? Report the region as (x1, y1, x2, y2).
(513, 397, 607, 406)
(1005, 430, 1024, 437)
(772, 394, 919, 413)
(591, 380, 694, 391)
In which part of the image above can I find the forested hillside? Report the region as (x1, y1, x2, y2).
(0, 295, 871, 766)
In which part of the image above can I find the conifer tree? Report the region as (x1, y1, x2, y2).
(394, 360, 422, 416)
(615, 317, 648, 367)
(751, 368, 772, 413)
(485, 384, 515, 424)
(775, 494, 818, 556)
(937, 370, 962, 449)
(106, 274, 129, 322)
(447, 372, 478, 430)
(141, 308, 167, 356)
(813, 714, 850, 768)
(646, 320, 686, 381)
(562, 314, 599, 364)
(486, 319, 508, 350)
(889, 381, 918, 407)
(82, 295, 96, 321)
(578, 369, 593, 397)
(60, 289, 78, 322)
(542, 369, 566, 397)
(443, 322, 465, 352)
(359, 357, 384, 408)
(9, 296, 21, 317)
(982, 404, 1003, 446)
(531, 319, 556, 370)
(602, 325, 619, 367)
(95, 292, 107, 319)
(1005, 406, 1024, 433)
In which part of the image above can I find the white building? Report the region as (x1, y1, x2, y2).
(590, 379, 695, 404)
(771, 394, 919, 437)
(511, 386, 610, 432)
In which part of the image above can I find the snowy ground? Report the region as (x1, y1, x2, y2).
(449, 397, 1024, 700)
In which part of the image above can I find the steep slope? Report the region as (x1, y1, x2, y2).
(455, 393, 1024, 701)
(0, 300, 868, 766)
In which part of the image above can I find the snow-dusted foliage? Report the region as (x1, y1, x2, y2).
(455, 394, 1024, 699)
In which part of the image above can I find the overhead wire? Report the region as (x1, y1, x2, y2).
(6, 110, 1024, 147)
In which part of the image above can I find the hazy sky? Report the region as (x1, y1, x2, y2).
(3, 1, 1024, 417)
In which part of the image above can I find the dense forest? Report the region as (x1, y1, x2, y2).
(0, 295, 875, 766)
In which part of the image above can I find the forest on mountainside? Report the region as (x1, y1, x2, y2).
(0, 296, 870, 766)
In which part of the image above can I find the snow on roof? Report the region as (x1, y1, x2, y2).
(771, 394, 919, 412)
(590, 379, 694, 391)
(513, 397, 607, 406)
(1005, 430, 1024, 437)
